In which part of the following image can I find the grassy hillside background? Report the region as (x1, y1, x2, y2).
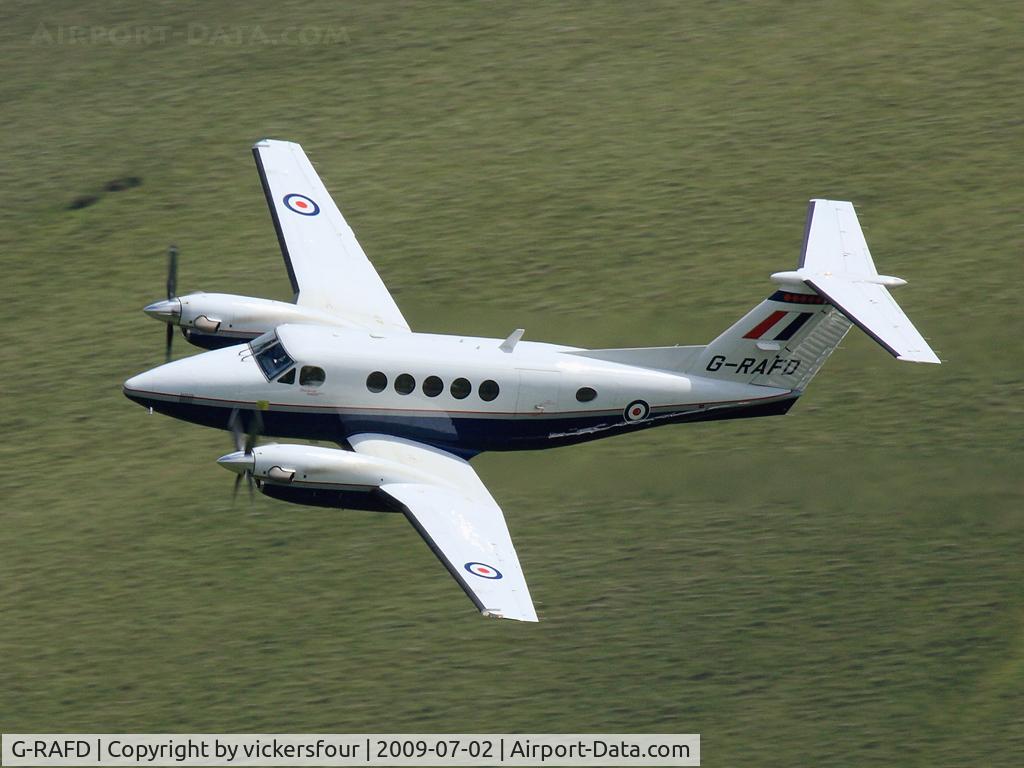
(1, 1, 1021, 765)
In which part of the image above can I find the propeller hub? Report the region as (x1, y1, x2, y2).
(217, 450, 255, 475)
(144, 298, 181, 323)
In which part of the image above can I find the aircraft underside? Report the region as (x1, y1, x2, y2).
(123, 388, 799, 454)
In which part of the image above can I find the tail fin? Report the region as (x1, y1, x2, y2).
(691, 199, 939, 390)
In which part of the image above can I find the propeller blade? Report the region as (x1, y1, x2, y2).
(166, 244, 178, 300)
(231, 470, 254, 506)
(225, 411, 260, 507)
(226, 408, 260, 506)
(228, 409, 244, 452)
(164, 323, 174, 363)
(245, 412, 263, 454)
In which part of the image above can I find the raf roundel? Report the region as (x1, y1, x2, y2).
(464, 562, 503, 580)
(283, 193, 320, 216)
(624, 399, 650, 423)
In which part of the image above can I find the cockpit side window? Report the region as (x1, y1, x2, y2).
(254, 341, 294, 380)
(300, 365, 326, 387)
(277, 368, 296, 385)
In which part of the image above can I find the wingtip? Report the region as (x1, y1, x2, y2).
(897, 352, 942, 364)
(252, 138, 300, 150)
(808, 197, 854, 206)
(482, 608, 539, 623)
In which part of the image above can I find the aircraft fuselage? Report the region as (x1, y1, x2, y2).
(124, 324, 797, 455)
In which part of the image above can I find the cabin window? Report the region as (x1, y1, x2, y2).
(366, 371, 387, 392)
(479, 380, 500, 402)
(254, 341, 294, 381)
(300, 366, 326, 387)
(395, 373, 416, 395)
(450, 377, 471, 399)
(576, 387, 597, 402)
(277, 368, 295, 385)
(423, 375, 444, 397)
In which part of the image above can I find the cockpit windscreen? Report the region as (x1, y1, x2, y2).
(252, 337, 294, 380)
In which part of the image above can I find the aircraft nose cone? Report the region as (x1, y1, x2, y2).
(217, 451, 254, 475)
(144, 298, 181, 322)
(123, 368, 158, 395)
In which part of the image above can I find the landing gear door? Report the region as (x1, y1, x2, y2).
(516, 369, 561, 414)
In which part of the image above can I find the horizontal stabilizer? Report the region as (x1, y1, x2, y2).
(804, 276, 940, 364)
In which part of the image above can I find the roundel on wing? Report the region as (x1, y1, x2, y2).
(464, 562, 503, 580)
(283, 193, 320, 216)
(624, 399, 650, 423)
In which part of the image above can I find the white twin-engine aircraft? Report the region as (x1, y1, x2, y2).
(124, 139, 940, 622)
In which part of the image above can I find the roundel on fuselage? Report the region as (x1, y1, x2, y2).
(624, 399, 650, 423)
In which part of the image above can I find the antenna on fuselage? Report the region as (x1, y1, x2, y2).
(500, 328, 525, 353)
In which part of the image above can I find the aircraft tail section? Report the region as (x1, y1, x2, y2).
(690, 291, 852, 390)
(786, 199, 940, 364)
(690, 199, 938, 391)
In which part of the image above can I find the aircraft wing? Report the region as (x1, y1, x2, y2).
(252, 139, 410, 333)
(349, 434, 538, 622)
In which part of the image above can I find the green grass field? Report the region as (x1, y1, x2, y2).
(1, 2, 1021, 765)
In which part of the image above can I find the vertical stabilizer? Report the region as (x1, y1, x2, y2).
(690, 290, 852, 391)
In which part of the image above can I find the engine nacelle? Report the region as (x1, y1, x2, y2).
(248, 443, 437, 487)
(145, 293, 350, 349)
(217, 443, 436, 511)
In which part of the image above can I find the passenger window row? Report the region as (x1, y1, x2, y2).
(367, 371, 500, 402)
